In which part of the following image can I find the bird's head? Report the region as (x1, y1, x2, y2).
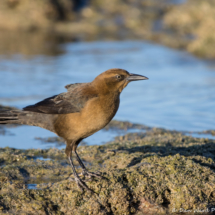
(93, 68, 148, 94)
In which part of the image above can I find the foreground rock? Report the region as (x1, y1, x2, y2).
(0, 126, 215, 214)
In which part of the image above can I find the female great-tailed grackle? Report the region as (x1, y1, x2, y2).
(0, 68, 148, 191)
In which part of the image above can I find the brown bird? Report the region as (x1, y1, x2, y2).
(0, 68, 148, 191)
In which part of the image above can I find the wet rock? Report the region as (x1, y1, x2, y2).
(105, 120, 150, 131)
(0, 31, 66, 57)
(0, 0, 181, 56)
(0, 0, 75, 31)
(0, 126, 215, 214)
(164, 0, 215, 59)
(197, 130, 215, 137)
(1, 0, 215, 59)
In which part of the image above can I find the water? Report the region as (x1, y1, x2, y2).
(0, 125, 139, 149)
(0, 41, 215, 149)
(185, 133, 215, 140)
(27, 184, 38, 189)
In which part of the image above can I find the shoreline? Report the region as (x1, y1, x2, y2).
(0, 103, 215, 213)
(0, 119, 215, 214)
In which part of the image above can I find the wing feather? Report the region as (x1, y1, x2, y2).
(23, 83, 97, 114)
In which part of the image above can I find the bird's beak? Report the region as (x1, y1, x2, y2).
(126, 73, 149, 81)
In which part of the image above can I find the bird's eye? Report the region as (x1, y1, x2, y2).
(116, 75, 121, 79)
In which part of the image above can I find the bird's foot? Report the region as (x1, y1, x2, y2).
(69, 176, 93, 193)
(82, 170, 103, 179)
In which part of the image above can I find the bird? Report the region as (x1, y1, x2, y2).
(0, 68, 148, 191)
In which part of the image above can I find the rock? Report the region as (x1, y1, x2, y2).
(164, 0, 215, 59)
(0, 125, 214, 214)
(1, 0, 215, 59)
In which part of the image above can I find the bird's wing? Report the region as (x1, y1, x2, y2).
(23, 83, 98, 114)
(64, 83, 84, 90)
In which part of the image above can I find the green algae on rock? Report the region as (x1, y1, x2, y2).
(0, 126, 215, 214)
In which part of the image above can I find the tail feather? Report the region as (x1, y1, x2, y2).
(0, 110, 19, 123)
(0, 110, 56, 133)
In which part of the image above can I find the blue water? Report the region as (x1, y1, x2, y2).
(27, 184, 38, 189)
(0, 125, 137, 149)
(0, 41, 215, 149)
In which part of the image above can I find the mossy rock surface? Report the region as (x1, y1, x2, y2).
(0, 125, 215, 214)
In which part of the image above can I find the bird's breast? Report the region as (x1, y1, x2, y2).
(54, 95, 120, 141)
(80, 95, 119, 136)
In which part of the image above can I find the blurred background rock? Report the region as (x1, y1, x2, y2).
(1, 0, 214, 58)
(164, 0, 215, 58)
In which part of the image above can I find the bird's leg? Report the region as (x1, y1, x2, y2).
(74, 150, 103, 179)
(68, 152, 92, 192)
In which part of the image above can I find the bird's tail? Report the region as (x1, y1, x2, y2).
(0, 110, 20, 124)
(0, 110, 56, 133)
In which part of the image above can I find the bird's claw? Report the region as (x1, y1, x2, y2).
(69, 176, 93, 193)
(82, 171, 103, 179)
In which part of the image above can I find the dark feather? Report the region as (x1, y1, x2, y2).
(65, 83, 84, 90)
(0, 110, 19, 122)
(23, 83, 98, 114)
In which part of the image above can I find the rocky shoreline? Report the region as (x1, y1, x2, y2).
(1, 1, 215, 212)
(0, 119, 215, 214)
